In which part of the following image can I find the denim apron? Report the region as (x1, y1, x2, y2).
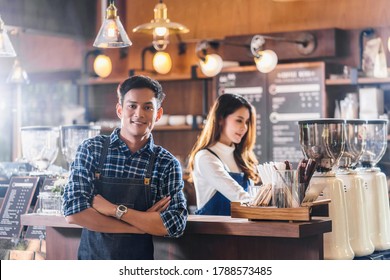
(78, 137, 156, 260)
(195, 148, 249, 216)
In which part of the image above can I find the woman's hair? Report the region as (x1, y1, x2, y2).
(188, 93, 259, 183)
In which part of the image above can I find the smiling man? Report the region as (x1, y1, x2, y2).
(62, 75, 188, 260)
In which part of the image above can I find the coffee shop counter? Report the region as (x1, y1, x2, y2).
(20, 214, 331, 260)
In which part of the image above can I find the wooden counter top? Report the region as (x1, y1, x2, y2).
(21, 213, 81, 229)
(21, 213, 331, 238)
(20, 214, 331, 260)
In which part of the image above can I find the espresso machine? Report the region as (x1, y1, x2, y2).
(357, 119, 390, 251)
(298, 118, 354, 260)
(60, 125, 101, 168)
(336, 119, 374, 257)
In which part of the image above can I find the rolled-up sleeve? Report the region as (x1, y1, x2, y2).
(159, 158, 188, 238)
(62, 142, 96, 217)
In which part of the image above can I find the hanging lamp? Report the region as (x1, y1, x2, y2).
(132, 0, 189, 51)
(93, 0, 132, 48)
(0, 15, 16, 57)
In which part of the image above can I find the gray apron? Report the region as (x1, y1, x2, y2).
(78, 137, 156, 260)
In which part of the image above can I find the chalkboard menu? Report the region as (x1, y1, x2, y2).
(217, 71, 268, 162)
(267, 62, 325, 166)
(0, 177, 39, 239)
(24, 178, 56, 240)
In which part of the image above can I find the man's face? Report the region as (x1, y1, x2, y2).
(116, 88, 162, 140)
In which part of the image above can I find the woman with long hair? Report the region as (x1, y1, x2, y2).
(188, 93, 260, 215)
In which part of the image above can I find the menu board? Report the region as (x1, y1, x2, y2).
(24, 203, 46, 240)
(267, 62, 325, 166)
(0, 177, 39, 239)
(24, 178, 56, 240)
(217, 71, 268, 162)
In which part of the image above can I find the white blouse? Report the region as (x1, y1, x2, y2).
(192, 142, 250, 209)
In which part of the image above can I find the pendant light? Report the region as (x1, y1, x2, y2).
(196, 40, 223, 77)
(6, 59, 29, 84)
(0, 15, 16, 57)
(133, 0, 189, 51)
(93, 0, 132, 48)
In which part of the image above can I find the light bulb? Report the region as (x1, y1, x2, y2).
(153, 51, 172, 74)
(153, 28, 169, 51)
(106, 21, 118, 38)
(155, 27, 168, 37)
(93, 54, 112, 78)
(199, 54, 223, 77)
(254, 49, 278, 73)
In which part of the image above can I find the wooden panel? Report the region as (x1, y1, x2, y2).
(124, 0, 390, 74)
(45, 227, 81, 260)
(154, 233, 325, 260)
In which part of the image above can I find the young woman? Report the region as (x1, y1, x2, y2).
(188, 93, 260, 215)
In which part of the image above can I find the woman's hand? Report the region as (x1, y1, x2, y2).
(92, 194, 116, 217)
(147, 196, 171, 213)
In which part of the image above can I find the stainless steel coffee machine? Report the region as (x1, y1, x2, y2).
(357, 119, 390, 251)
(299, 119, 354, 260)
(60, 125, 101, 168)
(336, 119, 374, 257)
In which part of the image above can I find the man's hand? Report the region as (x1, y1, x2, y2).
(92, 194, 116, 217)
(147, 196, 171, 213)
(93, 194, 171, 217)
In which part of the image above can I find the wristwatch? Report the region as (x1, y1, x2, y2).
(115, 204, 128, 220)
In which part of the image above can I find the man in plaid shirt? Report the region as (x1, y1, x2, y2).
(63, 75, 188, 260)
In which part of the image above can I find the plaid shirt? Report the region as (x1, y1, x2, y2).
(62, 128, 188, 238)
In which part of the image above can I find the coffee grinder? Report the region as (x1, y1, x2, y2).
(357, 119, 390, 251)
(60, 125, 101, 169)
(336, 119, 374, 257)
(20, 126, 60, 175)
(299, 118, 354, 260)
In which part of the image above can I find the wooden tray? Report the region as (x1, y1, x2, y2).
(230, 199, 330, 222)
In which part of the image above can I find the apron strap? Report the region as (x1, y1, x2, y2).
(95, 136, 110, 180)
(206, 148, 229, 171)
(143, 151, 156, 185)
(205, 148, 221, 161)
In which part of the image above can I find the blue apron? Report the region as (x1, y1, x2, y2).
(78, 137, 156, 260)
(195, 148, 249, 216)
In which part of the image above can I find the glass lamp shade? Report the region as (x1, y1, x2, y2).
(0, 16, 16, 57)
(7, 59, 29, 84)
(388, 37, 390, 52)
(93, 54, 112, 78)
(254, 50, 278, 73)
(93, 3, 132, 48)
(152, 51, 172, 74)
(199, 54, 223, 77)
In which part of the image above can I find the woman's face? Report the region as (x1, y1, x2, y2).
(219, 106, 250, 146)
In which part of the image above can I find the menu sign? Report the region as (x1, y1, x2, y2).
(24, 178, 56, 240)
(0, 177, 39, 239)
(217, 71, 268, 161)
(267, 62, 325, 166)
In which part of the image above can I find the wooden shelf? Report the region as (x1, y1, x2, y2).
(77, 73, 210, 86)
(326, 77, 390, 85)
